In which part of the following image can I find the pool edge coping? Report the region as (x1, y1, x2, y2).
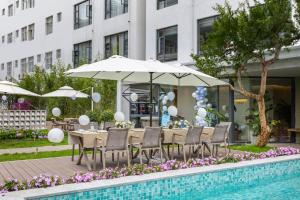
(2, 154, 300, 200)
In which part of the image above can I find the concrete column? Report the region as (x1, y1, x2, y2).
(116, 81, 122, 112)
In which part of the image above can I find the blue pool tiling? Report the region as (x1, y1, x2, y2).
(32, 159, 300, 200)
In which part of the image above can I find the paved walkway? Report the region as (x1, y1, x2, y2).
(0, 145, 73, 155)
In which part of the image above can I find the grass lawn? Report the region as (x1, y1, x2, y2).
(0, 149, 79, 162)
(229, 145, 273, 153)
(0, 137, 68, 149)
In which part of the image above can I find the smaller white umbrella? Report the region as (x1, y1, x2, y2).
(0, 81, 40, 97)
(42, 86, 89, 98)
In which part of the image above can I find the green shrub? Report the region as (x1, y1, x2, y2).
(99, 110, 114, 122)
(86, 111, 100, 123)
(0, 129, 48, 140)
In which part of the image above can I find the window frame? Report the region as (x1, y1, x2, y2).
(7, 33, 13, 44)
(45, 51, 53, 69)
(156, 25, 178, 62)
(104, 31, 128, 58)
(57, 12, 62, 22)
(27, 56, 34, 72)
(28, 23, 35, 40)
(45, 16, 53, 35)
(21, 26, 27, 41)
(157, 0, 178, 10)
(7, 62, 12, 77)
(197, 15, 218, 55)
(105, 0, 128, 19)
(73, 40, 92, 67)
(74, 0, 92, 29)
(8, 4, 13, 16)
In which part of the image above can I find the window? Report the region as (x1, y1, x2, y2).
(157, 26, 177, 62)
(21, 26, 27, 41)
(104, 31, 128, 58)
(15, 30, 19, 38)
(28, 56, 34, 72)
(20, 58, 27, 76)
(37, 54, 41, 62)
(8, 4, 13, 16)
(22, 0, 27, 10)
(16, 0, 19, 8)
(56, 49, 61, 59)
(157, 0, 177, 9)
(73, 41, 92, 67)
(197, 16, 218, 54)
(2, 8, 5, 16)
(14, 60, 18, 68)
(45, 52, 52, 69)
(2, 36, 5, 43)
(28, 23, 34, 40)
(7, 33, 13, 44)
(7, 62, 12, 77)
(28, 0, 34, 8)
(105, 0, 128, 19)
(74, 0, 92, 29)
(1, 64, 4, 70)
(57, 12, 62, 22)
(45, 16, 53, 35)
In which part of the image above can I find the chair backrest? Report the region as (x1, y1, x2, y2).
(185, 126, 204, 145)
(106, 128, 129, 151)
(103, 122, 114, 131)
(219, 122, 232, 137)
(211, 125, 228, 143)
(142, 127, 162, 148)
(74, 124, 90, 131)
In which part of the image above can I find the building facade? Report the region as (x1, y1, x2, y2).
(0, 0, 299, 143)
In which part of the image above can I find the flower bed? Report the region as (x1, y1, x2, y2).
(1, 147, 299, 196)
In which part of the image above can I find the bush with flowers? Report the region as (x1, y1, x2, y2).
(173, 120, 190, 128)
(0, 147, 299, 195)
(115, 121, 132, 128)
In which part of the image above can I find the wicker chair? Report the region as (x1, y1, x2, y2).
(210, 124, 229, 157)
(94, 128, 130, 169)
(171, 126, 204, 162)
(132, 127, 163, 164)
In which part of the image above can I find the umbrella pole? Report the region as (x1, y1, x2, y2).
(149, 72, 153, 127)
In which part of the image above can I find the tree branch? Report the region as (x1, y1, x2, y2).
(229, 67, 259, 100)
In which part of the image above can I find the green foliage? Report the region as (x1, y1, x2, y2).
(99, 109, 114, 122)
(0, 137, 68, 149)
(0, 129, 48, 140)
(229, 145, 273, 153)
(205, 108, 227, 126)
(18, 62, 117, 118)
(193, 0, 300, 74)
(85, 111, 100, 123)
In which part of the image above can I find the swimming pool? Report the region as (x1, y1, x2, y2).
(24, 156, 300, 200)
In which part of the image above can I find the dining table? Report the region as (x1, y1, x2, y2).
(68, 127, 214, 170)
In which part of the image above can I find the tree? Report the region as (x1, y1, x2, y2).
(194, 0, 300, 146)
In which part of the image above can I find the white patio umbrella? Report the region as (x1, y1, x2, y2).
(65, 55, 229, 125)
(42, 86, 89, 98)
(0, 81, 40, 97)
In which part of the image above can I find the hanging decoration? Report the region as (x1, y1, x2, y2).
(79, 115, 90, 126)
(130, 93, 138, 102)
(52, 107, 61, 117)
(114, 111, 125, 122)
(48, 128, 64, 143)
(192, 86, 208, 126)
(160, 91, 176, 127)
(92, 92, 101, 103)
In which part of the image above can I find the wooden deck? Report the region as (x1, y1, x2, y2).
(0, 156, 88, 184)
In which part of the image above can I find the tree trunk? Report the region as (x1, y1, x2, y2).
(256, 97, 269, 147)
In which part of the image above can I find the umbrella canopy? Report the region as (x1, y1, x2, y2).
(65, 55, 228, 87)
(0, 81, 40, 97)
(42, 86, 89, 98)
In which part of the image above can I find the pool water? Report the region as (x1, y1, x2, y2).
(35, 159, 300, 200)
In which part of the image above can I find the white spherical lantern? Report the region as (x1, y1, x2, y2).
(48, 128, 64, 143)
(114, 111, 125, 122)
(1, 95, 7, 101)
(222, 105, 227, 112)
(92, 92, 101, 103)
(18, 98, 25, 104)
(197, 108, 207, 118)
(79, 115, 90, 126)
(130, 93, 138, 102)
(52, 107, 61, 117)
(207, 103, 212, 108)
(192, 92, 197, 98)
(167, 92, 175, 101)
(168, 106, 178, 117)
